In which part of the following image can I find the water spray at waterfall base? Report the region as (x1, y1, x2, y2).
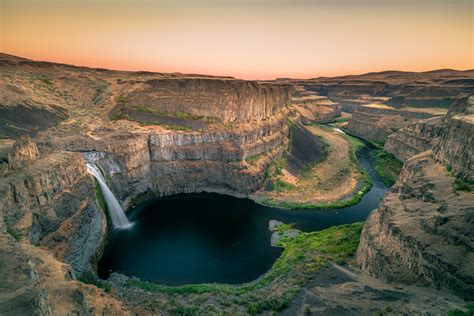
(86, 163, 132, 229)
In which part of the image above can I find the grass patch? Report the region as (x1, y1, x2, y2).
(7, 227, 21, 241)
(92, 85, 107, 104)
(130, 105, 208, 122)
(125, 222, 364, 314)
(36, 75, 53, 85)
(453, 178, 474, 192)
(273, 178, 294, 192)
(370, 149, 403, 187)
(115, 95, 128, 103)
(333, 116, 350, 123)
(259, 130, 372, 210)
(448, 304, 474, 316)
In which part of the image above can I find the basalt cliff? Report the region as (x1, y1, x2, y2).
(356, 96, 474, 300)
(0, 53, 291, 314)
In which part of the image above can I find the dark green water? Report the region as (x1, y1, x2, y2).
(98, 146, 386, 285)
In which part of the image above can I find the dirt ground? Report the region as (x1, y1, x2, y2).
(255, 124, 362, 206)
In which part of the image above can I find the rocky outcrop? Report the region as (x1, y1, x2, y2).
(0, 147, 106, 276)
(385, 96, 474, 173)
(434, 114, 474, 181)
(357, 152, 474, 300)
(384, 117, 444, 162)
(357, 97, 474, 300)
(346, 106, 444, 143)
(95, 113, 289, 207)
(0, 233, 127, 315)
(0, 135, 39, 174)
(290, 92, 341, 124)
(115, 78, 291, 124)
(285, 69, 474, 110)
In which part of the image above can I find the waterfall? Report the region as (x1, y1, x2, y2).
(86, 163, 132, 229)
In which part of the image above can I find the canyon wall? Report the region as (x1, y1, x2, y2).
(115, 78, 292, 124)
(0, 54, 292, 314)
(345, 106, 442, 144)
(356, 96, 474, 300)
(95, 111, 289, 207)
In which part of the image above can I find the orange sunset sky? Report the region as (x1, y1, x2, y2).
(1, 0, 473, 79)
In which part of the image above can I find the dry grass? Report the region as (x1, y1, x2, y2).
(256, 125, 365, 207)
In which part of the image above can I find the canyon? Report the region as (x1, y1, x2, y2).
(0, 53, 473, 315)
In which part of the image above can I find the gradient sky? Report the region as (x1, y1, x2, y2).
(1, 0, 473, 79)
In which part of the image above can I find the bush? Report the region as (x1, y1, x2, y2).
(370, 149, 403, 187)
(7, 227, 21, 241)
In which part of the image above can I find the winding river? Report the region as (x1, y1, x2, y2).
(98, 145, 387, 285)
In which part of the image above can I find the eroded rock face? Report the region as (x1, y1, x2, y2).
(0, 54, 292, 315)
(0, 148, 106, 276)
(345, 106, 441, 143)
(434, 114, 474, 181)
(357, 98, 474, 300)
(0, 135, 39, 174)
(384, 116, 444, 162)
(357, 152, 474, 300)
(94, 112, 289, 207)
(116, 78, 292, 124)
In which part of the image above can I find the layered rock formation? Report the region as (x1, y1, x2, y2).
(357, 96, 474, 300)
(345, 104, 446, 143)
(289, 85, 341, 124)
(0, 53, 291, 314)
(115, 78, 291, 124)
(285, 70, 474, 111)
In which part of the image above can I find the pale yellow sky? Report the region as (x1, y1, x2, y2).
(1, 0, 473, 79)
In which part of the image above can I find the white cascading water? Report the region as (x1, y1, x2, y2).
(86, 163, 132, 229)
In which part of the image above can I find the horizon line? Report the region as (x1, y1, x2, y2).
(2, 51, 473, 81)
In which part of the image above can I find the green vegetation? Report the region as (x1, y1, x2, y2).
(6, 227, 21, 241)
(374, 305, 394, 316)
(36, 75, 53, 85)
(78, 271, 111, 293)
(130, 105, 210, 122)
(273, 178, 294, 192)
(115, 95, 129, 103)
(453, 178, 474, 192)
(125, 222, 364, 314)
(333, 116, 350, 123)
(94, 180, 107, 212)
(370, 149, 403, 187)
(445, 164, 474, 192)
(448, 304, 474, 316)
(92, 85, 107, 104)
(245, 153, 263, 166)
(259, 131, 372, 210)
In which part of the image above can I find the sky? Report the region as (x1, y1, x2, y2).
(1, 0, 473, 79)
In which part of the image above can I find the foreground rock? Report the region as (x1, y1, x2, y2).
(284, 262, 468, 315)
